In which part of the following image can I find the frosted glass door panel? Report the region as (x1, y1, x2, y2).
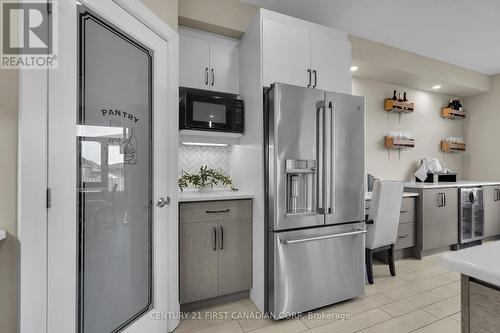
(77, 7, 152, 333)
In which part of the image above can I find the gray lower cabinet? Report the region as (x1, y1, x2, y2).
(421, 188, 458, 251)
(483, 185, 500, 238)
(366, 197, 416, 251)
(218, 218, 252, 295)
(180, 221, 219, 303)
(179, 199, 252, 304)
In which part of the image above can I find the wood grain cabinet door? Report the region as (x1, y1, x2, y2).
(483, 185, 500, 238)
(217, 217, 252, 295)
(179, 221, 218, 304)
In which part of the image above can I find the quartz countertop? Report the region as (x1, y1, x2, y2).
(442, 241, 500, 287)
(365, 192, 419, 201)
(178, 190, 255, 202)
(404, 180, 500, 189)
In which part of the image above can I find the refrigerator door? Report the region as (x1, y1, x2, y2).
(474, 189, 484, 240)
(268, 83, 325, 231)
(459, 188, 474, 244)
(325, 91, 365, 225)
(268, 222, 366, 319)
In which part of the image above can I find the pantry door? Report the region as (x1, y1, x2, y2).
(46, 1, 178, 333)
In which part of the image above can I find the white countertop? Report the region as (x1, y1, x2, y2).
(0, 230, 5, 241)
(178, 190, 255, 202)
(442, 241, 500, 287)
(365, 192, 419, 201)
(405, 180, 500, 189)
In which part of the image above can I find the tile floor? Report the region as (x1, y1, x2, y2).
(174, 253, 461, 333)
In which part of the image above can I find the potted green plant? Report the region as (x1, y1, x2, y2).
(178, 165, 238, 192)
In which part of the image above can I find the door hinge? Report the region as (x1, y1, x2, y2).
(46, 188, 52, 208)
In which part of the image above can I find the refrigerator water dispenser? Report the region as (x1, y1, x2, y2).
(285, 159, 317, 215)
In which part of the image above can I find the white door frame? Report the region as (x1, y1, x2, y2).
(18, 1, 179, 332)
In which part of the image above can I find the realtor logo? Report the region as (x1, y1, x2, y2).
(1, 0, 58, 68)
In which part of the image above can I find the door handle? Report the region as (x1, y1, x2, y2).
(205, 67, 209, 85)
(329, 101, 335, 214)
(205, 209, 230, 214)
(213, 227, 217, 251)
(211, 68, 215, 86)
(155, 197, 170, 207)
(307, 69, 311, 88)
(313, 70, 317, 88)
(317, 101, 327, 214)
(219, 226, 224, 250)
(280, 229, 367, 245)
(437, 193, 444, 207)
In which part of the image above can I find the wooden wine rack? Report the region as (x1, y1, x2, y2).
(441, 141, 466, 152)
(385, 136, 415, 150)
(442, 107, 466, 120)
(384, 99, 415, 113)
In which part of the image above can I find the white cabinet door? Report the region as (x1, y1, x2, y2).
(310, 31, 352, 93)
(262, 19, 311, 88)
(210, 42, 239, 94)
(179, 34, 210, 90)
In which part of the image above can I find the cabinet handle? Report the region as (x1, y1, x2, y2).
(437, 193, 444, 207)
(219, 226, 224, 250)
(398, 234, 409, 239)
(313, 70, 317, 88)
(206, 209, 230, 214)
(307, 69, 311, 87)
(211, 68, 215, 86)
(205, 67, 209, 85)
(400, 210, 410, 213)
(443, 193, 446, 207)
(495, 189, 500, 201)
(213, 227, 217, 251)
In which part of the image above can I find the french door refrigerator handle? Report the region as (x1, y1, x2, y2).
(280, 229, 367, 245)
(329, 101, 336, 214)
(317, 101, 326, 214)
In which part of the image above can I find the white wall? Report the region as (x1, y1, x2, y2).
(463, 74, 500, 180)
(353, 78, 465, 181)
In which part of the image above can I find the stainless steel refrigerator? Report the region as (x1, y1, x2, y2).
(264, 83, 366, 319)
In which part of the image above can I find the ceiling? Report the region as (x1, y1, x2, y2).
(242, 0, 500, 75)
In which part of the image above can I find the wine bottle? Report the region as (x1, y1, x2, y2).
(398, 92, 403, 102)
(403, 92, 408, 102)
(392, 90, 397, 101)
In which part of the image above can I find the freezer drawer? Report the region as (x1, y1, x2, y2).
(268, 222, 366, 319)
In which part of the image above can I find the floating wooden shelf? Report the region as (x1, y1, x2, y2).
(442, 107, 466, 120)
(442, 141, 466, 152)
(384, 99, 415, 113)
(385, 136, 415, 150)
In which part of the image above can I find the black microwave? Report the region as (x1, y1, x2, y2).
(179, 89, 244, 133)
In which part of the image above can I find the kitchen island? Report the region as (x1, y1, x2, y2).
(442, 241, 500, 333)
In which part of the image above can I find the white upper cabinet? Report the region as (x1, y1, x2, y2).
(180, 35, 210, 90)
(262, 20, 311, 88)
(179, 29, 239, 94)
(210, 42, 239, 94)
(261, 13, 352, 93)
(310, 31, 351, 93)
